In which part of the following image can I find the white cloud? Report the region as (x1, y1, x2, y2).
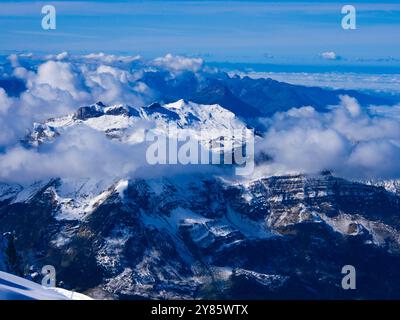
(339, 94, 361, 117)
(348, 140, 400, 177)
(152, 54, 203, 72)
(320, 51, 339, 60)
(35, 61, 88, 100)
(256, 95, 400, 180)
(82, 52, 140, 64)
(7, 54, 19, 68)
(45, 51, 69, 61)
(0, 126, 149, 183)
(0, 88, 12, 114)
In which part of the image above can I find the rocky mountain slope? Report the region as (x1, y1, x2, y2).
(1, 170, 400, 299)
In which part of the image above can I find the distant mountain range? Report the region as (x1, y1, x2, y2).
(139, 70, 397, 119)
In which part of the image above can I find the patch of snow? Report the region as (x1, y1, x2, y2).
(225, 208, 272, 239)
(53, 178, 123, 221)
(114, 179, 129, 199)
(365, 179, 400, 195)
(167, 207, 210, 230)
(0, 271, 92, 300)
(84, 115, 136, 132)
(11, 181, 49, 204)
(0, 183, 21, 202)
(97, 226, 132, 270)
(320, 213, 400, 247)
(46, 115, 75, 129)
(233, 269, 289, 288)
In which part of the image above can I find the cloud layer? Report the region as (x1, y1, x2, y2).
(0, 53, 400, 184)
(0, 53, 216, 183)
(256, 95, 400, 180)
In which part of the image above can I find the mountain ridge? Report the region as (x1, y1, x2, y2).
(1, 171, 400, 299)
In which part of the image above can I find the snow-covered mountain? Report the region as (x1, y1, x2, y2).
(1, 171, 400, 299)
(1, 99, 400, 300)
(364, 179, 400, 196)
(25, 99, 251, 152)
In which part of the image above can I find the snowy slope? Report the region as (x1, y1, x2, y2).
(0, 271, 92, 300)
(25, 99, 251, 151)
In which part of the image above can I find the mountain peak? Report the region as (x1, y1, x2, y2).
(24, 99, 250, 148)
(165, 99, 188, 109)
(73, 103, 105, 121)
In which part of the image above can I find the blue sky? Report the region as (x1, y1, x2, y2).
(0, 1, 399, 72)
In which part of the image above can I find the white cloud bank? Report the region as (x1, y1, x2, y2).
(256, 95, 400, 180)
(152, 54, 203, 73)
(0, 53, 399, 184)
(0, 126, 150, 183)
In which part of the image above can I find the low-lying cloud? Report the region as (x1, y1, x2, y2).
(256, 95, 400, 180)
(320, 51, 340, 60)
(0, 126, 143, 183)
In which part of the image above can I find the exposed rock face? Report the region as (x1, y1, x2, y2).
(0, 174, 399, 299)
(74, 104, 105, 121)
